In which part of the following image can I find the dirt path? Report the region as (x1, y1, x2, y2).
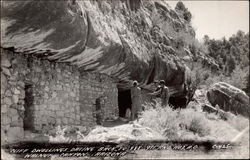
(102, 118, 129, 127)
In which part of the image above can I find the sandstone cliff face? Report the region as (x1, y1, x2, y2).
(1, 0, 196, 91)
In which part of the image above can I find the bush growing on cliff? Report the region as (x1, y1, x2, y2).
(175, 1, 192, 22)
(175, 1, 186, 11)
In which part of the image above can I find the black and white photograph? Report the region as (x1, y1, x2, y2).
(1, 0, 249, 159)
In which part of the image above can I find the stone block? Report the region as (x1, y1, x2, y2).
(1, 114, 11, 125)
(44, 86, 50, 92)
(33, 65, 42, 72)
(3, 97, 12, 105)
(76, 120, 80, 125)
(10, 103, 18, 109)
(17, 99, 25, 106)
(1, 85, 6, 95)
(11, 113, 19, 122)
(41, 117, 47, 124)
(68, 118, 73, 124)
(13, 88, 21, 95)
(76, 115, 80, 121)
(56, 68, 61, 73)
(17, 81, 25, 88)
(34, 124, 42, 131)
(1, 105, 8, 113)
(62, 118, 68, 124)
(0, 72, 7, 85)
(1, 57, 11, 68)
(32, 77, 39, 83)
(10, 119, 23, 127)
(2, 67, 11, 76)
(44, 93, 49, 99)
(19, 90, 25, 99)
(21, 69, 29, 75)
(5, 89, 12, 97)
(52, 92, 57, 98)
(19, 105, 25, 111)
(69, 91, 75, 97)
(52, 104, 60, 110)
(35, 99, 44, 105)
(56, 119, 62, 125)
(75, 106, 80, 113)
(12, 95, 19, 104)
(40, 81, 45, 85)
(56, 84, 62, 90)
(64, 113, 70, 117)
(33, 105, 40, 111)
(57, 111, 64, 117)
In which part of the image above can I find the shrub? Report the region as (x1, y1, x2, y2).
(175, 1, 192, 23)
(183, 11, 192, 22)
(189, 116, 211, 137)
(139, 102, 180, 140)
(139, 100, 249, 141)
(139, 101, 212, 140)
(175, 1, 186, 11)
(226, 65, 249, 90)
(178, 108, 211, 137)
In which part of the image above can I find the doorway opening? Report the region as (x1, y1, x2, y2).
(169, 96, 188, 109)
(118, 89, 132, 118)
(95, 97, 103, 125)
(23, 83, 34, 131)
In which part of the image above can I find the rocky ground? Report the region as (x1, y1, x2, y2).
(1, 119, 249, 160)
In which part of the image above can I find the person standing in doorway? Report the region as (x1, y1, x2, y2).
(131, 80, 142, 121)
(149, 80, 170, 107)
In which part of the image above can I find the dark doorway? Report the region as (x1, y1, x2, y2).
(23, 84, 34, 131)
(118, 90, 132, 117)
(95, 98, 103, 125)
(169, 96, 188, 109)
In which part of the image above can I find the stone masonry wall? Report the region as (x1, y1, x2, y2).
(1, 49, 81, 144)
(1, 49, 119, 144)
(79, 72, 119, 126)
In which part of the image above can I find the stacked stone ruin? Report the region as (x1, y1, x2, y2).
(1, 49, 118, 144)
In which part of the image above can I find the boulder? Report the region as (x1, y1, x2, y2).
(207, 82, 249, 117)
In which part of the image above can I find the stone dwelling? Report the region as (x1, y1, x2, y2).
(1, 49, 120, 143)
(1, 0, 201, 144)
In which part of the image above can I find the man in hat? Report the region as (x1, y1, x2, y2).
(149, 80, 170, 107)
(131, 80, 142, 121)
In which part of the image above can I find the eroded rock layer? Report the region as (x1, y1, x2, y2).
(1, 0, 196, 91)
